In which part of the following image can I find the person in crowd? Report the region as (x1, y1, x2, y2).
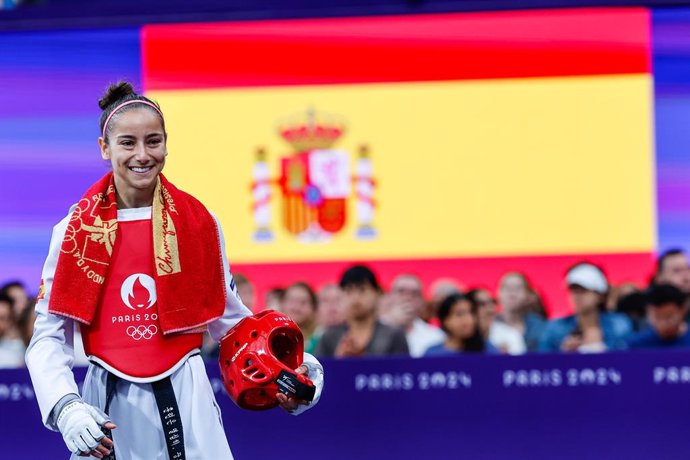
(233, 273, 256, 311)
(426, 277, 464, 326)
(0, 292, 25, 368)
(1, 280, 30, 317)
(317, 283, 345, 329)
(264, 287, 286, 311)
(380, 274, 445, 357)
(616, 291, 648, 332)
(316, 265, 409, 358)
(606, 282, 640, 312)
(497, 272, 546, 352)
(539, 263, 632, 353)
(524, 286, 548, 319)
(654, 248, 690, 295)
(467, 288, 525, 354)
(628, 284, 690, 349)
(424, 293, 496, 356)
(282, 282, 320, 354)
(17, 299, 37, 348)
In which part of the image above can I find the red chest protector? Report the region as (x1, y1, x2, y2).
(80, 219, 202, 381)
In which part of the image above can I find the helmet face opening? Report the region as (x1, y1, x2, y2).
(219, 310, 308, 410)
(269, 330, 301, 370)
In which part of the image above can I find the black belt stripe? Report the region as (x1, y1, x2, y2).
(101, 371, 186, 460)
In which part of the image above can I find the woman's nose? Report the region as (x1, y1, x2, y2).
(133, 142, 149, 159)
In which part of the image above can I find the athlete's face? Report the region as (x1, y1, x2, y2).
(99, 108, 167, 207)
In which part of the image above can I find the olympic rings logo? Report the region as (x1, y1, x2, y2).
(126, 325, 158, 340)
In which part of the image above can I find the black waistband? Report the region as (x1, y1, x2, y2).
(101, 370, 187, 460)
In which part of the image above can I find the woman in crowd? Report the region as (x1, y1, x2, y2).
(539, 262, 632, 353)
(497, 272, 546, 352)
(316, 283, 345, 330)
(424, 293, 496, 356)
(282, 281, 320, 354)
(467, 288, 525, 354)
(0, 292, 25, 368)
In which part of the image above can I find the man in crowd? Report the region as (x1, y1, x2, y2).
(654, 249, 690, 295)
(381, 274, 445, 357)
(628, 284, 690, 349)
(316, 265, 409, 358)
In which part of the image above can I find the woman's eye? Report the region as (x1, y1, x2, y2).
(148, 139, 162, 146)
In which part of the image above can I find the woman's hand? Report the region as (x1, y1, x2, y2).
(57, 399, 117, 459)
(276, 365, 310, 412)
(78, 422, 116, 459)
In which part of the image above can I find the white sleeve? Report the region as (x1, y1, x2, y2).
(25, 211, 81, 430)
(206, 215, 324, 415)
(206, 214, 253, 342)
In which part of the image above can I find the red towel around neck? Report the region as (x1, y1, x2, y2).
(49, 172, 227, 335)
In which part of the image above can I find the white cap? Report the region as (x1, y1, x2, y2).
(566, 263, 608, 294)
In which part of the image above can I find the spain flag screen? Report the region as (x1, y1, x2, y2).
(142, 8, 654, 315)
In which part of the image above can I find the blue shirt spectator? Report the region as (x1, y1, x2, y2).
(627, 284, 690, 350)
(539, 262, 632, 353)
(539, 313, 633, 352)
(627, 328, 690, 349)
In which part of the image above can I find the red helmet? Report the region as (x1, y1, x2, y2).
(219, 310, 315, 410)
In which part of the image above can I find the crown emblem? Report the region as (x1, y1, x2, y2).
(277, 108, 346, 152)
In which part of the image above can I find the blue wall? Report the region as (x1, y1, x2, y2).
(2, 352, 690, 459)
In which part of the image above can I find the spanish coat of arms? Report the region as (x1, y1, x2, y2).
(251, 109, 377, 243)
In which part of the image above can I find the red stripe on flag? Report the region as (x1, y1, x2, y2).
(142, 8, 651, 90)
(232, 251, 654, 318)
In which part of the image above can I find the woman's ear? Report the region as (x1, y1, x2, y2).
(98, 137, 110, 160)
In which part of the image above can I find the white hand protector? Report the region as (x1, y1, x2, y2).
(289, 359, 324, 415)
(304, 361, 325, 402)
(56, 399, 111, 454)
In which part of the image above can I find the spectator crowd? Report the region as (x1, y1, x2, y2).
(3, 248, 690, 368)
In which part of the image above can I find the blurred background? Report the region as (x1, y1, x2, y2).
(2, 0, 690, 459)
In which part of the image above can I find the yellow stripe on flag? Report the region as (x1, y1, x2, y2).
(150, 74, 654, 263)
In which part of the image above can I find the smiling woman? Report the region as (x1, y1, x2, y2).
(24, 81, 325, 460)
(98, 83, 168, 209)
